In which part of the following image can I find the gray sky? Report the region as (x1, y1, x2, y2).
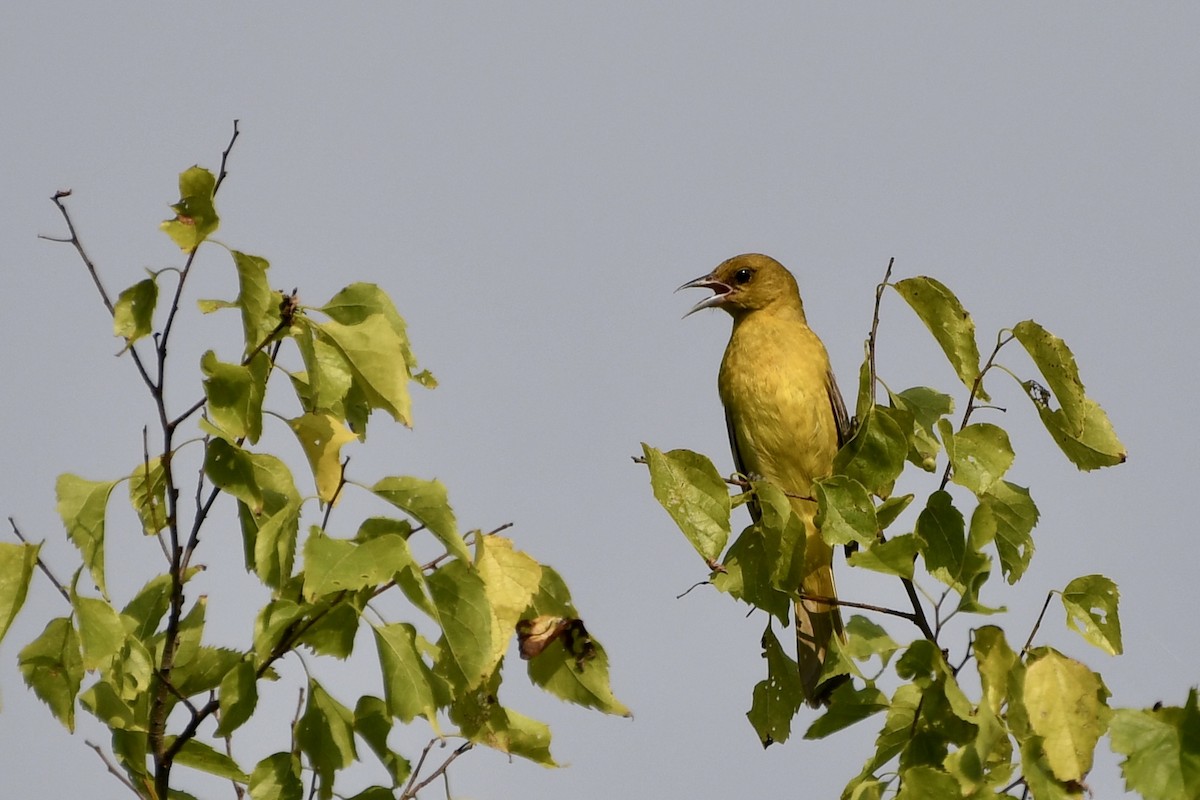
(2, 4, 1196, 798)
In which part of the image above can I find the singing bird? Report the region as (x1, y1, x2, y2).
(681, 253, 850, 706)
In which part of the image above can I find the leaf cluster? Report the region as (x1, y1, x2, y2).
(3, 137, 627, 800)
(641, 272, 1192, 797)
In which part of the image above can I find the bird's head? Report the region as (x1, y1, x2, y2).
(679, 253, 804, 319)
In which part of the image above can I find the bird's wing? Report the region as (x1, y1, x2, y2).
(826, 366, 852, 448)
(724, 407, 761, 523)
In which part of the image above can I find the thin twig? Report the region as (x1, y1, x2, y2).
(320, 458, 351, 532)
(675, 580, 711, 599)
(867, 257, 896, 408)
(402, 742, 473, 799)
(1023, 591, 1056, 653)
(799, 592, 922, 625)
(938, 330, 1015, 492)
(86, 740, 140, 796)
(8, 518, 70, 603)
(419, 523, 513, 572)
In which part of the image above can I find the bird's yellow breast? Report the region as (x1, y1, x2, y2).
(718, 310, 839, 498)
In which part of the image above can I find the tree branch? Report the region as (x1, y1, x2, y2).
(86, 739, 140, 797)
(7, 517, 70, 603)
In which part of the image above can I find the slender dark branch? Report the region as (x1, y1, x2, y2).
(1023, 591, 1056, 653)
(675, 580, 710, 599)
(799, 591, 921, 625)
(952, 629, 975, 676)
(999, 776, 1027, 796)
(86, 740, 140, 796)
(8, 518, 70, 603)
(901, 579, 937, 642)
(402, 741, 473, 800)
(938, 330, 1015, 492)
(221, 729, 246, 800)
(867, 257, 896, 409)
(319, 458, 351, 532)
(213, 120, 241, 195)
(419, 523, 512, 572)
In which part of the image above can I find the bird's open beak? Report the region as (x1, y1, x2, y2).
(677, 274, 732, 318)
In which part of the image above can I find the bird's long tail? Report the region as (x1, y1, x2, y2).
(796, 535, 845, 707)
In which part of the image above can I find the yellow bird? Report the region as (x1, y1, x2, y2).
(681, 253, 850, 706)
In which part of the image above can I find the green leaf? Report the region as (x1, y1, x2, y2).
(288, 413, 356, 504)
(369, 476, 467, 563)
(969, 480, 1038, 584)
(215, 659, 257, 736)
(840, 615, 902, 668)
(202, 350, 269, 443)
(805, 683, 890, 740)
(895, 765, 962, 799)
(167, 737, 248, 782)
(973, 625, 1017, 716)
(373, 623, 438, 724)
(248, 752, 303, 800)
(752, 481, 807, 592)
(321, 283, 425, 381)
(1024, 648, 1111, 782)
(160, 166, 219, 251)
(847, 533, 920, 580)
(875, 494, 914, 531)
(449, 667, 556, 765)
(18, 617, 82, 730)
(55, 474, 118, 597)
(72, 593, 126, 671)
(428, 560, 495, 691)
(892, 276, 986, 399)
(889, 386, 954, 472)
(1061, 574, 1122, 655)
(641, 444, 731, 562)
(317, 315, 414, 426)
(128, 455, 168, 535)
(477, 535, 543, 665)
(1012, 320, 1126, 470)
(299, 594, 365, 659)
(0, 542, 38, 644)
(915, 491, 966, 579)
(524, 566, 630, 717)
(122, 574, 172, 640)
(851, 682, 923, 783)
(230, 251, 282, 353)
(80, 678, 140, 730)
(815, 476, 879, 548)
(746, 624, 804, 746)
(113, 278, 158, 348)
(204, 437, 263, 515)
(253, 599, 305, 665)
(833, 406, 909, 498)
(297, 680, 357, 799)
(1109, 689, 1200, 800)
(237, 453, 301, 590)
(711, 524, 792, 622)
(945, 422, 1014, 496)
(354, 696, 411, 786)
(303, 530, 414, 600)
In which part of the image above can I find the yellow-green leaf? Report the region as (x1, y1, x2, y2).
(56, 474, 118, 597)
(1062, 574, 1122, 655)
(317, 315, 414, 426)
(833, 406, 909, 498)
(369, 476, 466, 562)
(893, 276, 987, 400)
(946, 422, 1014, 496)
(1109, 689, 1200, 800)
(18, 617, 82, 731)
(302, 530, 414, 600)
(113, 278, 158, 349)
(372, 623, 438, 725)
(128, 456, 168, 535)
(0, 542, 39, 645)
(1024, 648, 1111, 783)
(969, 481, 1038, 584)
(248, 753, 302, 800)
(642, 444, 731, 563)
(1012, 320, 1125, 470)
(815, 476, 878, 548)
(215, 660, 257, 736)
(160, 166, 219, 251)
(476, 536, 542, 665)
(201, 350, 269, 443)
(288, 412, 356, 504)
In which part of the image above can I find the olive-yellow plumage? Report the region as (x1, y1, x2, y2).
(682, 253, 849, 706)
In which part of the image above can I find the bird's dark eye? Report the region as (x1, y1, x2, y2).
(734, 268, 754, 284)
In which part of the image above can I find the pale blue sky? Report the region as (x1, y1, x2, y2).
(2, 4, 1196, 798)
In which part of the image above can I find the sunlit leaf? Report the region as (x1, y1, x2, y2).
(18, 617, 82, 731)
(369, 476, 467, 562)
(321, 283, 427, 381)
(1061, 574, 1122, 655)
(477, 536, 542, 665)
(248, 752, 302, 800)
(449, 667, 556, 765)
(317, 315, 414, 426)
(805, 683, 889, 740)
(1109, 689, 1200, 800)
(167, 737, 248, 782)
(288, 412, 356, 504)
(1012, 320, 1125, 470)
(202, 350, 269, 443)
(55, 474, 118, 597)
(214, 659, 257, 737)
(302, 530, 414, 600)
(236, 453, 301, 590)
(373, 623, 438, 725)
(72, 592, 126, 671)
(833, 406, 909, 498)
(847, 533, 919, 580)
(752, 481, 807, 592)
(641, 444, 731, 562)
(946, 422, 1014, 496)
(428, 560, 494, 691)
(297, 680, 357, 798)
(969, 481, 1038, 584)
(204, 437, 263, 515)
(0, 541, 38, 644)
(128, 456, 168, 535)
(160, 166, 219, 251)
(815, 476, 878, 548)
(973, 625, 1017, 716)
(1024, 648, 1111, 782)
(113, 278, 158, 349)
(892, 276, 987, 399)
